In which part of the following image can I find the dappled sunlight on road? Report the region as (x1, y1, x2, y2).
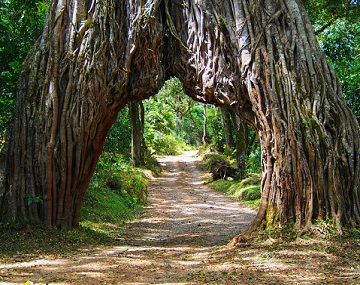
(118, 150, 255, 247)
(1, 240, 359, 284)
(1, 151, 359, 284)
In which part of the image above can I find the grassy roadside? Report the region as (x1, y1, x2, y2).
(79, 152, 149, 235)
(206, 169, 360, 278)
(0, 152, 152, 257)
(207, 173, 261, 211)
(206, 167, 360, 268)
(199, 150, 261, 211)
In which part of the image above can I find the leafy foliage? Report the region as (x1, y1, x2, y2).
(26, 196, 43, 206)
(88, 152, 148, 205)
(160, 78, 207, 146)
(204, 106, 225, 149)
(303, 0, 360, 119)
(144, 78, 216, 152)
(319, 21, 360, 119)
(0, 0, 49, 140)
(246, 136, 262, 173)
(143, 77, 238, 157)
(152, 134, 187, 155)
(103, 107, 132, 158)
(79, 151, 148, 232)
(144, 78, 183, 138)
(303, 0, 359, 33)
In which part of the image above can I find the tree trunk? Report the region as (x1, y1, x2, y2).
(1, 0, 359, 235)
(221, 107, 236, 150)
(165, 0, 360, 234)
(129, 101, 146, 167)
(235, 121, 247, 179)
(221, 107, 247, 178)
(202, 105, 207, 146)
(0, 0, 165, 228)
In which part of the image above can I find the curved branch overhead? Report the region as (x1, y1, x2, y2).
(0, 0, 359, 235)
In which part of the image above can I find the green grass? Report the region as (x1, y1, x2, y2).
(80, 152, 149, 233)
(80, 184, 143, 233)
(0, 152, 150, 256)
(0, 224, 116, 257)
(152, 134, 192, 155)
(207, 179, 234, 193)
(208, 173, 261, 210)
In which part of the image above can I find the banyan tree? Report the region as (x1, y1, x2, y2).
(0, 0, 359, 239)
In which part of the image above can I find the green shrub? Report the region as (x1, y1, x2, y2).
(119, 167, 148, 204)
(152, 134, 186, 155)
(80, 152, 148, 231)
(231, 185, 261, 201)
(144, 153, 162, 176)
(236, 173, 261, 187)
(103, 107, 131, 158)
(208, 172, 261, 210)
(202, 153, 224, 171)
(207, 179, 233, 193)
(202, 152, 236, 171)
(227, 173, 261, 201)
(246, 145, 262, 173)
(92, 152, 148, 203)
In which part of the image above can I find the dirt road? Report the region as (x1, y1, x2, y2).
(119, 150, 255, 248)
(1, 151, 359, 284)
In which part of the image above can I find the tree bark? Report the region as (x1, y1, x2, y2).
(235, 120, 247, 179)
(221, 107, 249, 177)
(1, 0, 359, 235)
(129, 101, 146, 167)
(165, 0, 360, 234)
(221, 107, 236, 150)
(0, 0, 165, 228)
(202, 105, 207, 146)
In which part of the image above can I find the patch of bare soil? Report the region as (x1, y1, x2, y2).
(1, 151, 359, 284)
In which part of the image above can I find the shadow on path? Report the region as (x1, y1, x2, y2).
(118, 150, 256, 247)
(1, 152, 359, 284)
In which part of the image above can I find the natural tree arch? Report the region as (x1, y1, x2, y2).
(1, 0, 359, 236)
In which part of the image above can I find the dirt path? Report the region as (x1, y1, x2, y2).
(118, 150, 255, 248)
(1, 151, 360, 284)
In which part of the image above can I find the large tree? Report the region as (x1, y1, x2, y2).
(0, 0, 165, 228)
(1, 0, 359, 236)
